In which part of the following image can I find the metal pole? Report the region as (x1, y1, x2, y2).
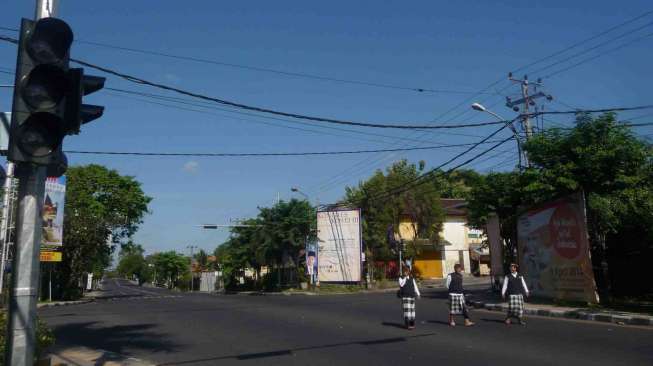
(5, 3, 58, 364)
(48, 265, 52, 302)
(35, 0, 58, 18)
(5, 164, 47, 366)
(398, 240, 403, 276)
(0, 162, 16, 293)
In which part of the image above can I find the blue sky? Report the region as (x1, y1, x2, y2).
(1, 1, 652, 256)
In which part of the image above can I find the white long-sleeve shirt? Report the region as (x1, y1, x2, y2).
(398, 276, 421, 297)
(501, 272, 529, 297)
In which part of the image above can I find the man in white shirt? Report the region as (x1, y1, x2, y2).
(501, 263, 529, 325)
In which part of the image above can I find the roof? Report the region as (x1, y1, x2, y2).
(441, 198, 468, 216)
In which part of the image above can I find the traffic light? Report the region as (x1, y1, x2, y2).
(8, 17, 105, 172)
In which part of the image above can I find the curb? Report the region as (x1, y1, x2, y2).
(49, 346, 154, 366)
(219, 287, 399, 297)
(38, 299, 94, 308)
(470, 301, 653, 326)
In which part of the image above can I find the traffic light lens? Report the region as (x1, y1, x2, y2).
(21, 65, 67, 109)
(16, 112, 64, 157)
(27, 18, 73, 64)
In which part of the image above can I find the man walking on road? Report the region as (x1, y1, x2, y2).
(446, 264, 475, 327)
(502, 263, 529, 325)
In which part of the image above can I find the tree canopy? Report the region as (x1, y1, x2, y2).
(56, 164, 152, 299)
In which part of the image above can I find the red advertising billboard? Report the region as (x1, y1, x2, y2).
(518, 192, 599, 303)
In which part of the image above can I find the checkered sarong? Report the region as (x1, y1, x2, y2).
(402, 297, 416, 321)
(449, 293, 465, 315)
(508, 294, 524, 318)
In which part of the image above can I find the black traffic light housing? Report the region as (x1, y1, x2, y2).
(8, 17, 105, 174)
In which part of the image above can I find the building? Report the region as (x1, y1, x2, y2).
(404, 199, 487, 279)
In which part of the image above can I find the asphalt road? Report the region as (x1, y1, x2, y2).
(39, 278, 653, 366)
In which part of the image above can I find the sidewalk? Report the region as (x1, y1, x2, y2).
(466, 289, 653, 326)
(37, 290, 102, 309)
(49, 346, 153, 366)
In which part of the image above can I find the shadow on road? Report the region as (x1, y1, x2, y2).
(157, 332, 437, 365)
(427, 320, 452, 326)
(51, 321, 181, 356)
(380, 321, 406, 329)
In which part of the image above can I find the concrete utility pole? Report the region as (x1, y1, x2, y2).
(6, 164, 47, 366)
(506, 73, 553, 166)
(5, 2, 58, 364)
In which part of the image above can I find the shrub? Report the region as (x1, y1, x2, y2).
(0, 310, 55, 365)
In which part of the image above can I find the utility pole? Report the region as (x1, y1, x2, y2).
(0, 162, 16, 294)
(506, 73, 553, 166)
(187, 245, 197, 291)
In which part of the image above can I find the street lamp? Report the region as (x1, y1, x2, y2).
(471, 102, 525, 168)
(291, 187, 309, 200)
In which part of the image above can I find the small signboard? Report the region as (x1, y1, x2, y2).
(40, 176, 66, 262)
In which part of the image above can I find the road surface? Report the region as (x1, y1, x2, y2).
(39, 278, 653, 365)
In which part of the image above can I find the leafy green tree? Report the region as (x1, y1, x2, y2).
(116, 243, 150, 285)
(468, 113, 653, 298)
(344, 160, 445, 262)
(148, 251, 189, 289)
(523, 113, 652, 297)
(55, 164, 151, 299)
(214, 200, 314, 289)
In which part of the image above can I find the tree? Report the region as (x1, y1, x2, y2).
(467, 113, 653, 298)
(344, 160, 445, 262)
(214, 199, 315, 289)
(523, 113, 653, 298)
(148, 251, 189, 289)
(56, 164, 152, 299)
(116, 243, 151, 285)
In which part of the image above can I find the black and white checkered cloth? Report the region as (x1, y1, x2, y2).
(449, 293, 466, 315)
(402, 297, 416, 321)
(508, 294, 524, 318)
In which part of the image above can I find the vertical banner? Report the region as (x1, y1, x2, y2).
(486, 213, 503, 283)
(305, 239, 318, 283)
(40, 176, 66, 262)
(518, 192, 599, 303)
(317, 209, 362, 282)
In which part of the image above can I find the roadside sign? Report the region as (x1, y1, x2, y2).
(40, 176, 66, 262)
(40, 251, 62, 262)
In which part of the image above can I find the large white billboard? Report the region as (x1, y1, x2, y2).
(317, 209, 362, 282)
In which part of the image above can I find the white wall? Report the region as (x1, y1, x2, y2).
(441, 216, 471, 274)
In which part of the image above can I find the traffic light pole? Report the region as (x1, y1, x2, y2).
(5, 164, 47, 366)
(5, 3, 59, 366)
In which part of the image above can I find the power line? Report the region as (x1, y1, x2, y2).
(0, 35, 515, 130)
(531, 105, 653, 116)
(545, 31, 653, 79)
(0, 24, 499, 95)
(64, 140, 508, 158)
(73, 40, 499, 96)
(105, 87, 486, 140)
(316, 10, 653, 195)
(361, 120, 515, 202)
(510, 9, 653, 74)
(67, 58, 509, 130)
(529, 20, 653, 76)
(361, 135, 515, 203)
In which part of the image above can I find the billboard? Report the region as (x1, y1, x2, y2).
(317, 208, 362, 282)
(41, 176, 66, 262)
(518, 192, 599, 303)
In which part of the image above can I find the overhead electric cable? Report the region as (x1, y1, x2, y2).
(64, 140, 508, 158)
